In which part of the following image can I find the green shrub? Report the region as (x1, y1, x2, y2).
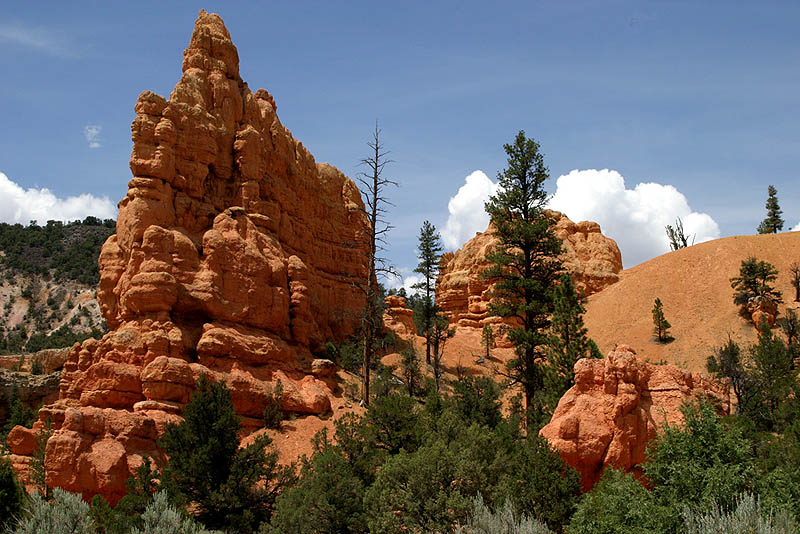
(0, 457, 25, 530)
(268, 445, 367, 534)
(11, 488, 96, 534)
(456, 495, 554, 534)
(263, 380, 284, 430)
(567, 469, 667, 534)
(644, 400, 754, 532)
(683, 493, 796, 534)
(29, 359, 42, 375)
(450, 375, 503, 429)
(499, 434, 581, 531)
(129, 491, 220, 534)
(159, 376, 295, 531)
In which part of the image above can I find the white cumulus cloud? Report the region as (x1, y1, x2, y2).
(84, 125, 102, 149)
(548, 169, 720, 267)
(0, 171, 117, 224)
(384, 268, 424, 296)
(442, 170, 499, 250)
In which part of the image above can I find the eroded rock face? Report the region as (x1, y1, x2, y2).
(7, 10, 368, 503)
(540, 345, 730, 491)
(436, 210, 622, 329)
(382, 295, 417, 338)
(0, 369, 62, 427)
(748, 296, 778, 329)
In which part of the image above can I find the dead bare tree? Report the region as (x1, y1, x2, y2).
(790, 263, 800, 302)
(665, 217, 693, 251)
(355, 123, 397, 405)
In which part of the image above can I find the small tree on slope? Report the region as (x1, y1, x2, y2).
(757, 185, 784, 234)
(652, 297, 672, 343)
(411, 221, 443, 364)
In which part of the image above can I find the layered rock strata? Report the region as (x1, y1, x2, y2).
(6, 10, 369, 504)
(436, 210, 622, 329)
(540, 345, 730, 491)
(382, 295, 417, 338)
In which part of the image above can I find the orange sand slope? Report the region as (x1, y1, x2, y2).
(584, 232, 800, 372)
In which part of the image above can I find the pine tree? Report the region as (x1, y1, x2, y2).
(400, 345, 421, 397)
(430, 314, 452, 392)
(730, 257, 782, 314)
(0, 457, 25, 530)
(544, 274, 602, 409)
(159, 376, 295, 530)
(411, 221, 443, 364)
(483, 131, 562, 426)
(480, 323, 495, 359)
(652, 298, 672, 343)
(757, 185, 784, 234)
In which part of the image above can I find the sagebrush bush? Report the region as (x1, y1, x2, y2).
(683, 493, 797, 534)
(9, 488, 96, 534)
(456, 495, 554, 534)
(129, 491, 220, 534)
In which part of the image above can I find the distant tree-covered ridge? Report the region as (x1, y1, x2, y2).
(0, 217, 115, 285)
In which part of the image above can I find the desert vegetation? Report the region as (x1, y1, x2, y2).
(3, 10, 800, 534)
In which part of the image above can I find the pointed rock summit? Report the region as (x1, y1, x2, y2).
(7, 11, 369, 503)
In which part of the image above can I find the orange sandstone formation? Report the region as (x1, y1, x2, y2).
(7, 10, 369, 504)
(382, 295, 416, 338)
(436, 210, 622, 329)
(540, 345, 730, 491)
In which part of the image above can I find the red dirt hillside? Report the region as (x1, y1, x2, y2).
(584, 232, 800, 372)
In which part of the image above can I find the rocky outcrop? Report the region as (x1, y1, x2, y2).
(436, 210, 622, 329)
(0, 369, 62, 426)
(540, 345, 730, 491)
(6, 10, 369, 504)
(0, 348, 72, 375)
(382, 295, 416, 338)
(747, 296, 778, 329)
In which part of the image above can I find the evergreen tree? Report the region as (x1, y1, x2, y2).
(544, 274, 601, 411)
(652, 297, 672, 343)
(730, 257, 782, 315)
(399, 345, 421, 397)
(706, 338, 757, 417)
(481, 323, 495, 360)
(484, 131, 562, 427)
(757, 185, 784, 234)
(159, 376, 295, 531)
(0, 456, 25, 530)
(412, 221, 443, 364)
(430, 314, 453, 392)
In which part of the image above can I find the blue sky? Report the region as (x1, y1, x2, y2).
(1, 1, 798, 284)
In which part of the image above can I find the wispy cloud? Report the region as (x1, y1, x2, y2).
(0, 22, 79, 58)
(84, 125, 102, 149)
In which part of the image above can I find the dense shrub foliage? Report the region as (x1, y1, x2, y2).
(0, 218, 114, 285)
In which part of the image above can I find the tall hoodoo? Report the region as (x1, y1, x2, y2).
(6, 11, 369, 503)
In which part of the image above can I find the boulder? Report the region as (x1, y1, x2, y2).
(540, 345, 730, 491)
